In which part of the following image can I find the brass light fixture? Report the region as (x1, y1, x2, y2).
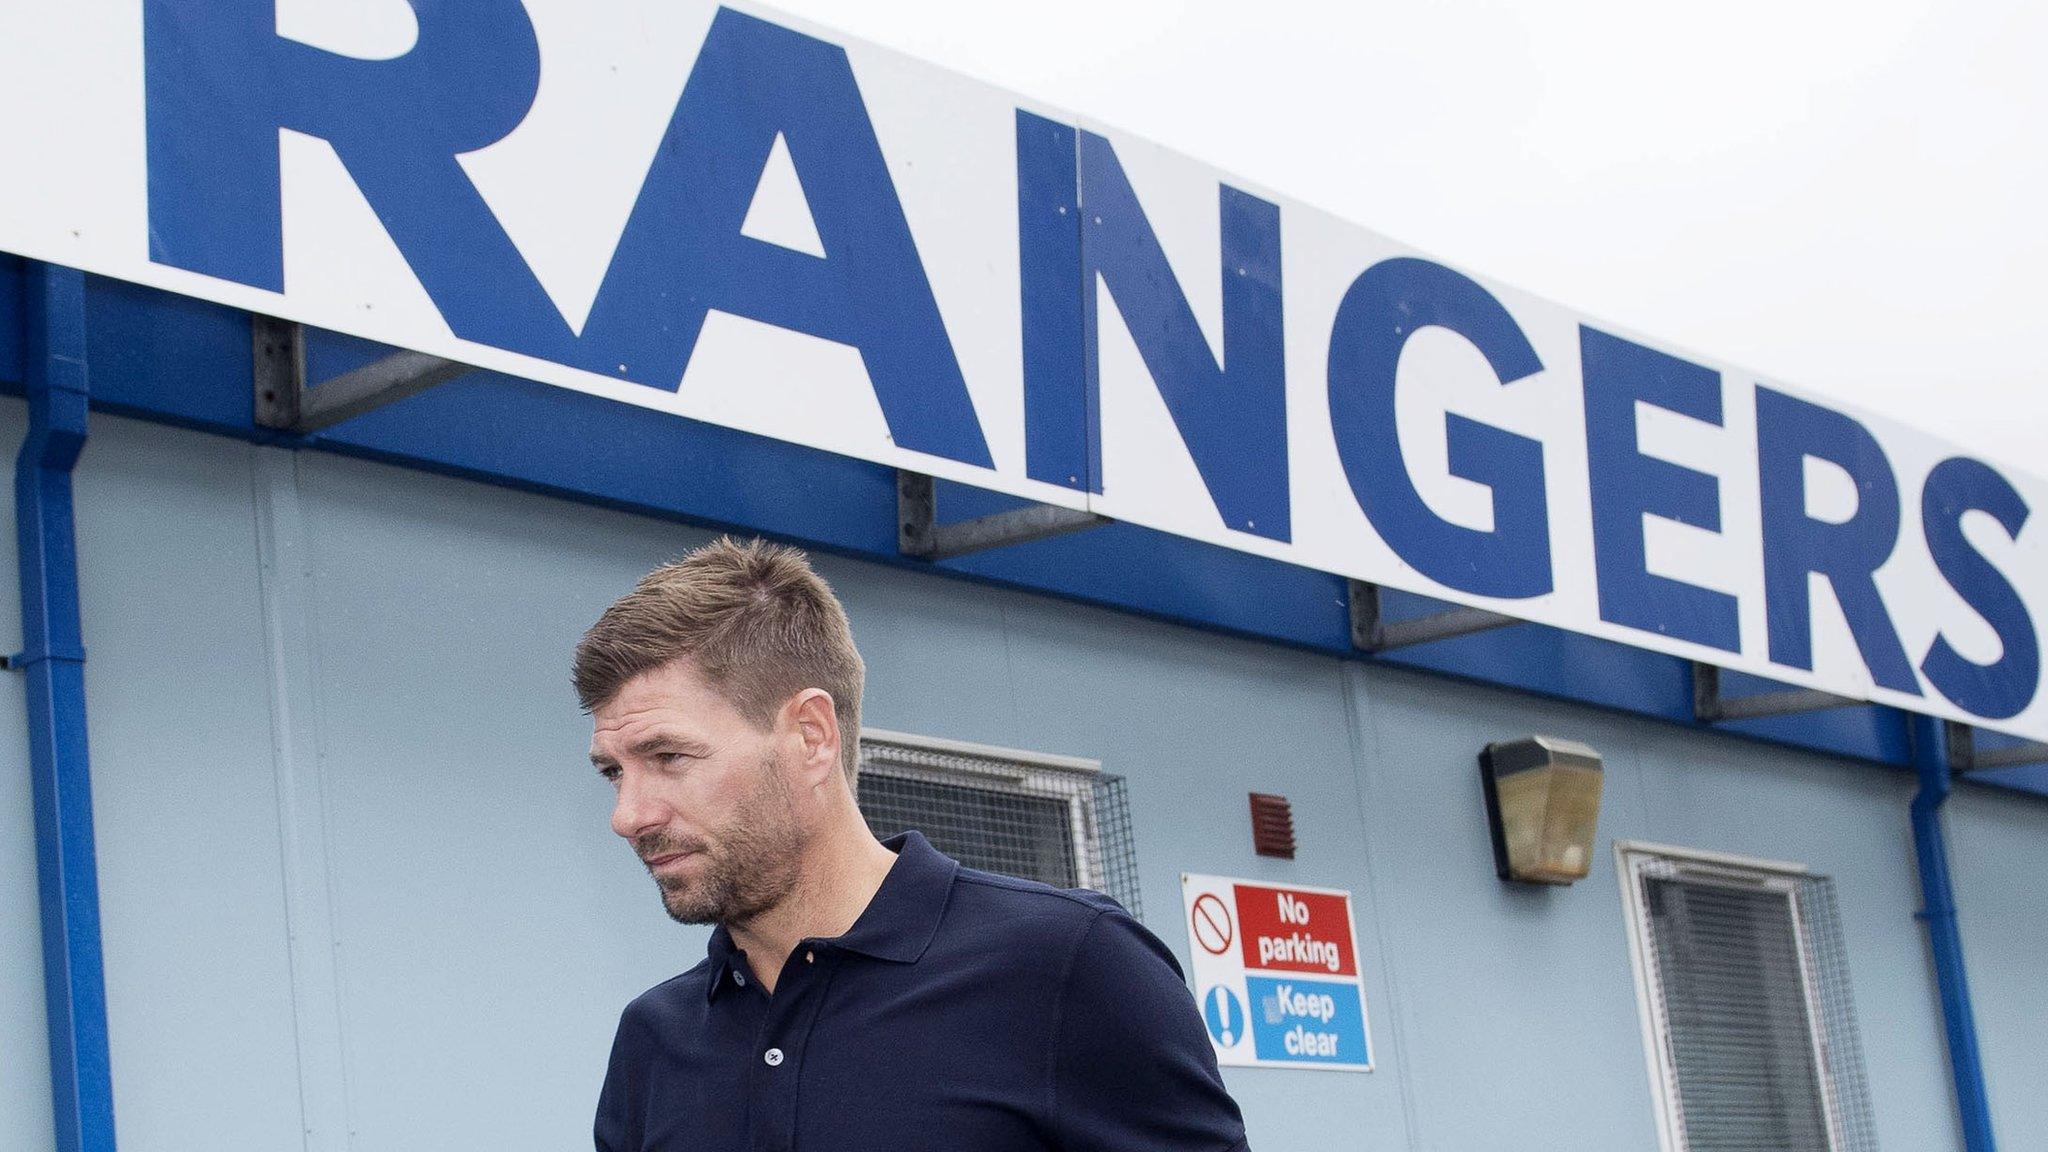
(1479, 736, 1604, 885)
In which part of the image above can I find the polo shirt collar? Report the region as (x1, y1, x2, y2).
(831, 830, 959, 962)
(704, 830, 959, 1002)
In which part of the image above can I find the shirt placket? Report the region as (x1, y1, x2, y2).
(747, 941, 837, 1152)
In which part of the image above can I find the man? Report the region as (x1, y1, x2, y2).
(575, 536, 1251, 1152)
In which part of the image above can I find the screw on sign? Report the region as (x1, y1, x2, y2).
(1190, 892, 1233, 955)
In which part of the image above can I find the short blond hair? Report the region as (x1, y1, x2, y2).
(573, 537, 866, 787)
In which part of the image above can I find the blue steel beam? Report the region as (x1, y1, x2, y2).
(0, 277, 1962, 779)
(1910, 713, 1996, 1152)
(33, 280, 1924, 774)
(15, 262, 115, 1152)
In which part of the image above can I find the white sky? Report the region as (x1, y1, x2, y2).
(770, 0, 2048, 477)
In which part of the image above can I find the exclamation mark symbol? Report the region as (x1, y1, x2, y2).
(1204, 986, 1242, 1048)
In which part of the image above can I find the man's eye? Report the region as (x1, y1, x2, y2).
(657, 752, 691, 766)
(597, 765, 622, 783)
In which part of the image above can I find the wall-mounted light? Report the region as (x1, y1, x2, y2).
(1479, 736, 1603, 885)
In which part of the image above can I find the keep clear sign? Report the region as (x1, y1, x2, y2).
(1181, 874, 1373, 1072)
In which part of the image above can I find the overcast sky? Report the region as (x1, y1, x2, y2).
(768, 0, 2046, 477)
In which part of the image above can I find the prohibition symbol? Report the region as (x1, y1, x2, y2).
(1190, 892, 1233, 955)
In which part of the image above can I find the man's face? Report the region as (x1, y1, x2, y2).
(589, 658, 810, 926)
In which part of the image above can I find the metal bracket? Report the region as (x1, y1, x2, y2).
(1946, 720, 2048, 773)
(897, 471, 1106, 561)
(1348, 580, 1518, 653)
(254, 315, 473, 434)
(1691, 661, 1858, 723)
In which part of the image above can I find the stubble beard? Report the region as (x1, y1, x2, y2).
(637, 749, 809, 927)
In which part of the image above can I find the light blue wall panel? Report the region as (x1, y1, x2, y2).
(1353, 668, 1963, 1150)
(895, 586, 1415, 1149)
(1345, 667, 1663, 1150)
(287, 450, 699, 1152)
(278, 443, 1417, 1151)
(0, 397, 55, 1152)
(12, 406, 2044, 1152)
(69, 415, 306, 1151)
(1625, 723, 1957, 1152)
(1947, 786, 2048, 1143)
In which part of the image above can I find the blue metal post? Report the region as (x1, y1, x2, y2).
(1910, 713, 1996, 1152)
(16, 262, 115, 1152)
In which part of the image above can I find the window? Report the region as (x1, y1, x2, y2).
(857, 728, 1141, 918)
(1617, 843, 1877, 1152)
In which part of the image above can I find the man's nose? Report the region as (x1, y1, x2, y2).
(610, 772, 668, 840)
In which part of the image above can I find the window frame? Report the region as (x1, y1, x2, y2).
(1614, 840, 1848, 1152)
(857, 727, 1105, 892)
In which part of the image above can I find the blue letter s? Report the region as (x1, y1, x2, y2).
(1920, 457, 2039, 719)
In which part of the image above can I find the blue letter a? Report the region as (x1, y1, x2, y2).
(578, 8, 992, 468)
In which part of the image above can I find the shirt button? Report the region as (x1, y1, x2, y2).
(804, 950, 814, 964)
(733, 971, 745, 987)
(764, 1048, 785, 1067)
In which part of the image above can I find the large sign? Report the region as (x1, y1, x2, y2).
(0, 2, 2042, 740)
(1182, 874, 1373, 1072)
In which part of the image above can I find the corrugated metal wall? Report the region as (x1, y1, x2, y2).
(3, 401, 2045, 1150)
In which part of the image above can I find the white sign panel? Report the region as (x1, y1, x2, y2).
(1181, 873, 1373, 1072)
(1, 1, 2044, 742)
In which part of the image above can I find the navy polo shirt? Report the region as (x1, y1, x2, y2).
(594, 830, 1250, 1152)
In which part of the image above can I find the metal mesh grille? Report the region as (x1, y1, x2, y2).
(1794, 876, 1878, 1152)
(1630, 857, 1877, 1152)
(856, 734, 1142, 919)
(1088, 775, 1141, 919)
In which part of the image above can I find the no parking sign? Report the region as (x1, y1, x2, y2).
(1180, 873, 1374, 1072)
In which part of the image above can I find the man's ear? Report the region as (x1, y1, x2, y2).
(786, 688, 843, 789)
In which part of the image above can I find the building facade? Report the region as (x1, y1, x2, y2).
(2, 5, 2045, 1151)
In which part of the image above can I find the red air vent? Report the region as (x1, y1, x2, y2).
(1249, 792, 1296, 859)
